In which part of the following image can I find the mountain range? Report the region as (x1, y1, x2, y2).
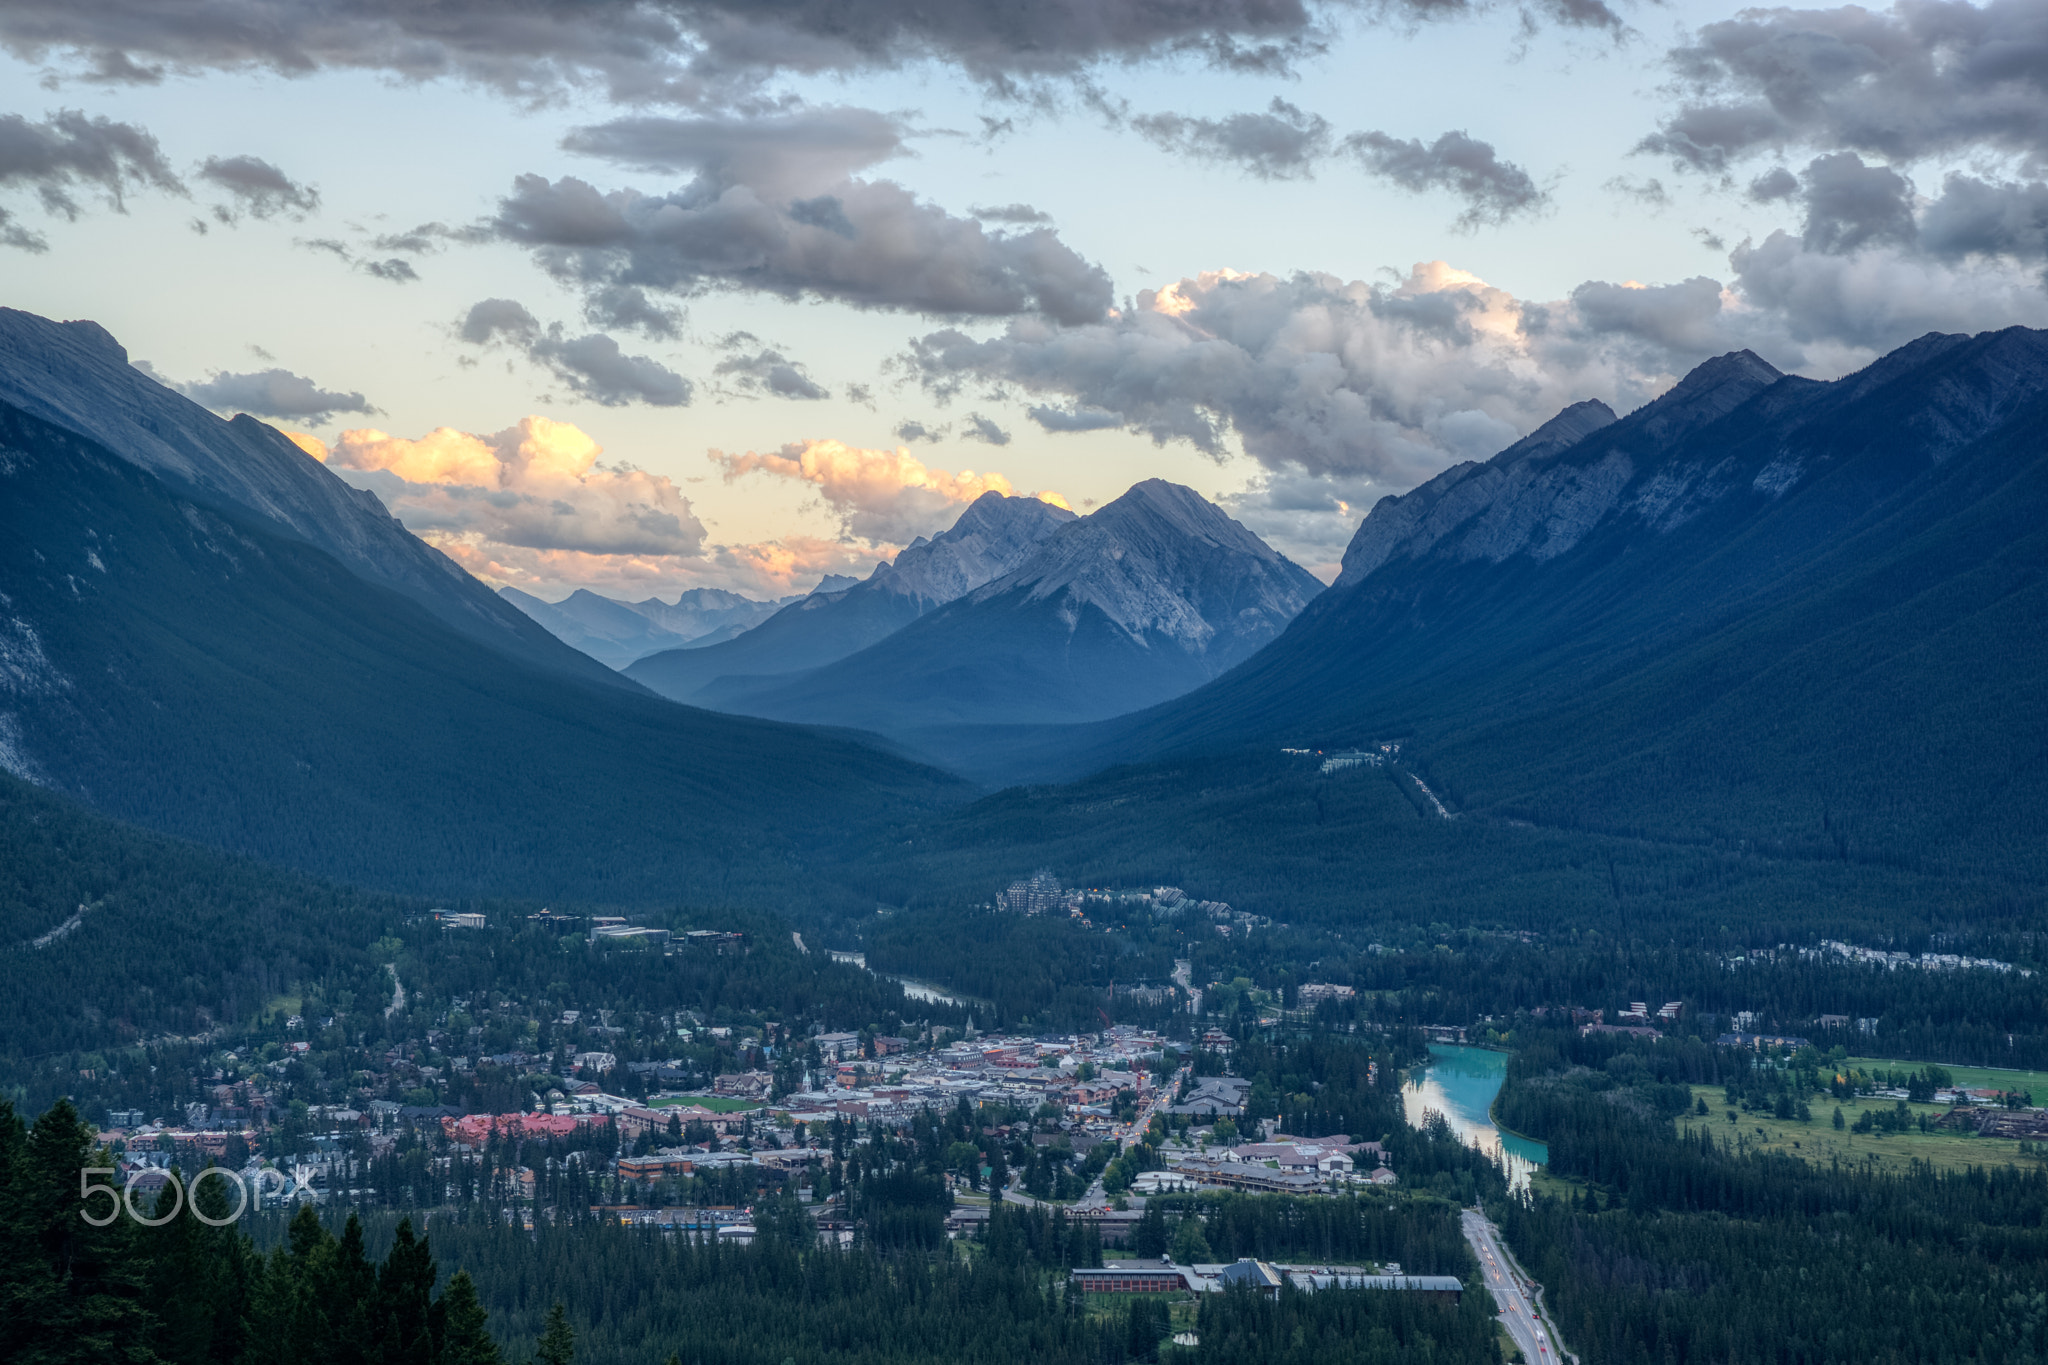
(500, 584, 796, 669)
(4, 303, 2043, 925)
(701, 479, 1326, 742)
(958, 327, 2048, 882)
(0, 308, 627, 691)
(0, 310, 961, 909)
(625, 489, 1078, 703)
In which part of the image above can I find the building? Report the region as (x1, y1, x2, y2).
(1072, 1259, 1461, 1302)
(1072, 1260, 1198, 1294)
(591, 924, 671, 948)
(1000, 869, 1067, 915)
(1298, 983, 1357, 1004)
(1715, 1031, 1811, 1051)
(440, 912, 486, 929)
(815, 1032, 861, 1061)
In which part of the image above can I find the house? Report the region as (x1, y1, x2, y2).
(1298, 983, 1356, 1004)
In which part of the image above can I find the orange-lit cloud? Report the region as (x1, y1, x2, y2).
(298, 416, 707, 558)
(292, 420, 919, 600)
(710, 437, 1067, 543)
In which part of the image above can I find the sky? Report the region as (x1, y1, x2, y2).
(2, 0, 2044, 598)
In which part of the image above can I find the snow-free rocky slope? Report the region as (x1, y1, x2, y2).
(722, 479, 1326, 736)
(626, 490, 1075, 703)
(0, 307, 627, 689)
(975, 328, 2048, 879)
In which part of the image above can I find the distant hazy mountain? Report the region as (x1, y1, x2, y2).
(987, 328, 2048, 879)
(0, 307, 624, 690)
(0, 392, 962, 906)
(627, 490, 1076, 703)
(500, 585, 793, 669)
(725, 479, 1325, 735)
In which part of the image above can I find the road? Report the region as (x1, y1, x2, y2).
(1462, 1208, 1569, 1364)
(1070, 1062, 1191, 1211)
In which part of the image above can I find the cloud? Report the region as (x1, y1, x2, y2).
(1797, 152, 1916, 255)
(1920, 174, 2048, 263)
(174, 366, 375, 424)
(713, 345, 830, 400)
(458, 297, 692, 407)
(1642, 0, 2048, 174)
(301, 415, 709, 560)
(710, 438, 1064, 543)
(971, 203, 1053, 224)
(894, 418, 942, 442)
(1134, 98, 1333, 180)
(363, 257, 419, 283)
(902, 247, 2048, 554)
(0, 0, 1579, 111)
(197, 153, 316, 221)
(960, 413, 1011, 445)
(1026, 403, 1123, 432)
(497, 110, 1116, 324)
(1124, 105, 1546, 229)
(0, 107, 180, 249)
(1342, 129, 1548, 228)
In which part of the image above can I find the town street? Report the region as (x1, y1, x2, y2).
(1462, 1208, 1568, 1363)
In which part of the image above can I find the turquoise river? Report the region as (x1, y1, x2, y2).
(1402, 1044, 1548, 1189)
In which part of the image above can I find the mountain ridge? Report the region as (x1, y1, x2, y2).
(626, 490, 1076, 703)
(713, 477, 1325, 736)
(0, 307, 630, 689)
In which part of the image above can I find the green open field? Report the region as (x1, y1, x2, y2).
(1686, 1086, 2035, 1177)
(649, 1094, 761, 1112)
(1845, 1057, 2048, 1098)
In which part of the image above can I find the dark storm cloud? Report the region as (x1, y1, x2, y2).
(176, 367, 376, 423)
(1641, 0, 2048, 173)
(197, 153, 317, 219)
(1133, 98, 1333, 180)
(1342, 129, 1547, 227)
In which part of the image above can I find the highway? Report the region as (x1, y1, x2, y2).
(1462, 1208, 1568, 1364)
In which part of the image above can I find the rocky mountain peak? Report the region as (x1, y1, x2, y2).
(980, 479, 1322, 647)
(872, 490, 1076, 606)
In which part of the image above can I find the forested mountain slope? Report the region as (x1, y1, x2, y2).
(963, 329, 2048, 883)
(0, 307, 626, 689)
(0, 400, 964, 906)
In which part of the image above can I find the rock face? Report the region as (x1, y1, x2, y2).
(502, 586, 791, 669)
(722, 479, 1325, 733)
(626, 490, 1075, 703)
(0, 307, 625, 688)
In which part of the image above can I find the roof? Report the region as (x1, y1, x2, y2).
(1217, 1259, 1285, 1289)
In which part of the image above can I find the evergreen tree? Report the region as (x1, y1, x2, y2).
(533, 1303, 575, 1365)
(435, 1271, 501, 1365)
